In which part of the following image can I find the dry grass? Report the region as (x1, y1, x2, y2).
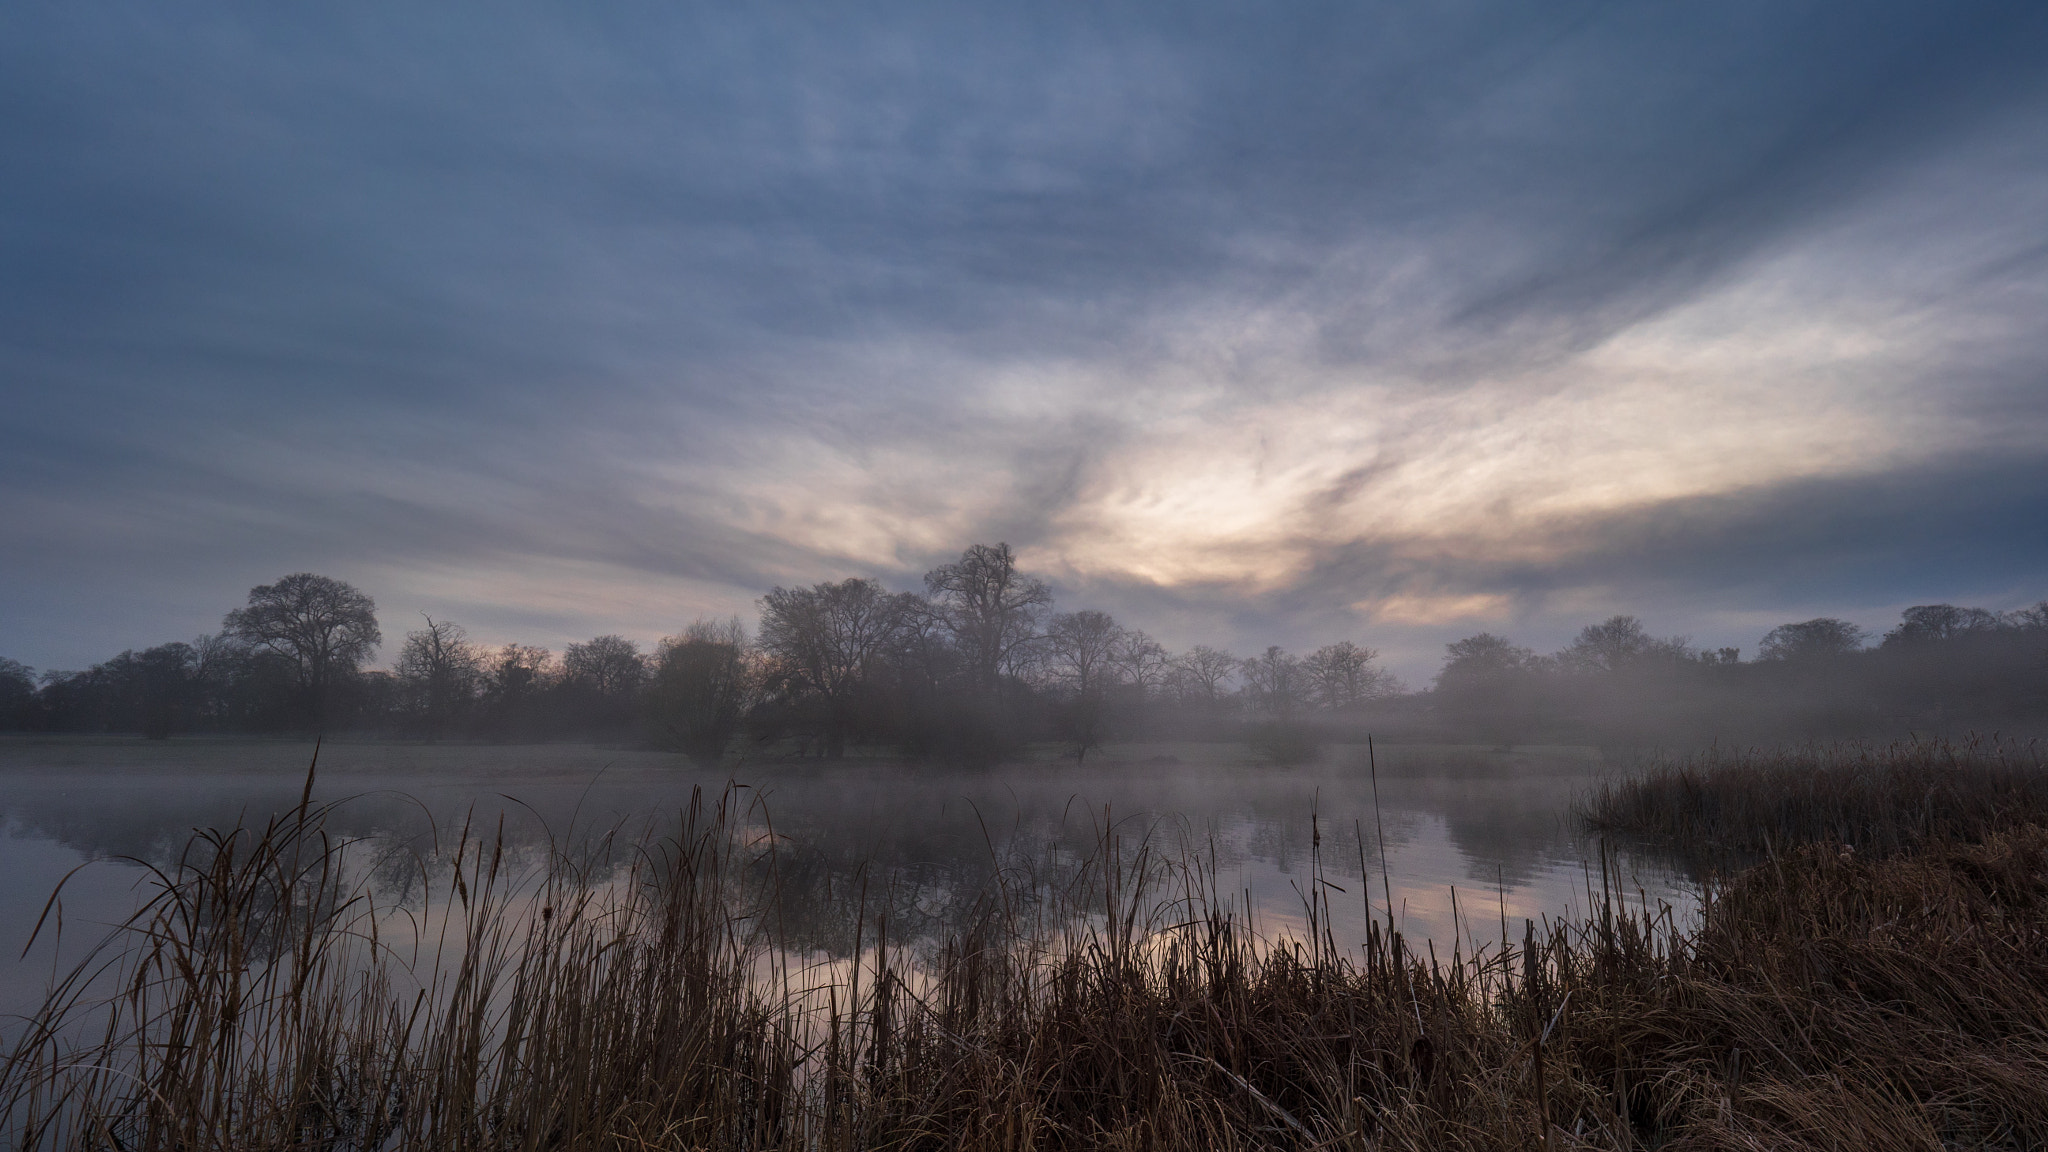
(1578, 738, 2048, 861)
(5, 747, 2047, 1150)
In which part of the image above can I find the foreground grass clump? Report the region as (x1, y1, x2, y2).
(6, 755, 2048, 1150)
(1578, 738, 2048, 860)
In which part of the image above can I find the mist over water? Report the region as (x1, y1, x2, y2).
(0, 739, 1691, 1024)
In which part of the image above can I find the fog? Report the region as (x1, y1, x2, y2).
(6, 546, 2033, 1064)
(0, 738, 1685, 1021)
(5, 549, 2044, 757)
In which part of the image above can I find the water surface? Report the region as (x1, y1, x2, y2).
(0, 736, 1692, 1023)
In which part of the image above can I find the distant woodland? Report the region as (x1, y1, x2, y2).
(4, 546, 2045, 759)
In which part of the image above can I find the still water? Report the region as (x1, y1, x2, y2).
(0, 737, 1693, 1022)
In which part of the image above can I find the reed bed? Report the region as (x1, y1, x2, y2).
(5, 750, 2047, 1150)
(1577, 737, 2048, 861)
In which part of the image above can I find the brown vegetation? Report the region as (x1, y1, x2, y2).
(1579, 738, 2048, 860)
(5, 746, 2047, 1149)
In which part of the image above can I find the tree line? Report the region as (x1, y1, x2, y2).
(3, 553, 2042, 756)
(1428, 605, 2048, 746)
(0, 545, 1401, 762)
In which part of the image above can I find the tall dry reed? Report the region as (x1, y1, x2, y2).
(1578, 737, 2048, 861)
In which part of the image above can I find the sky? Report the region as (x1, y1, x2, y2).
(4, 0, 2047, 685)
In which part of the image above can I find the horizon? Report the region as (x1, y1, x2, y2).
(8, 557, 2038, 692)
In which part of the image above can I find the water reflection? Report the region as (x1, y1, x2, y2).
(0, 738, 1693, 1021)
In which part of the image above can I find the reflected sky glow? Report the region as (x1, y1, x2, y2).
(0, 744, 1688, 1019)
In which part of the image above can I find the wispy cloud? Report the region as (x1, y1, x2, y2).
(3, 1, 2045, 681)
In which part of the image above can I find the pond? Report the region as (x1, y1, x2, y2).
(0, 736, 1694, 1023)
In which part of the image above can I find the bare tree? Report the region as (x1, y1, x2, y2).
(1883, 605, 2006, 646)
(1303, 641, 1392, 711)
(396, 615, 483, 737)
(1239, 646, 1307, 720)
(1433, 633, 1545, 745)
(1556, 615, 1691, 673)
(923, 543, 1052, 694)
(1435, 634, 1536, 688)
(1168, 645, 1237, 704)
(2008, 601, 2048, 631)
(1111, 629, 1171, 697)
(1757, 619, 1867, 662)
(485, 644, 555, 701)
(884, 592, 955, 695)
(757, 579, 902, 757)
(1045, 610, 1126, 761)
(647, 618, 757, 766)
(222, 573, 380, 730)
(1045, 610, 1124, 698)
(187, 632, 261, 731)
(190, 632, 243, 688)
(563, 634, 647, 698)
(1239, 646, 1318, 764)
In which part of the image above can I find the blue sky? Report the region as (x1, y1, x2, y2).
(4, 1, 2046, 683)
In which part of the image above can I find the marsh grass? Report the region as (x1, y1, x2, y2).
(1578, 737, 2048, 862)
(5, 746, 2047, 1150)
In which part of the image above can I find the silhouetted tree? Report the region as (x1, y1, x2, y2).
(1303, 641, 1394, 711)
(1882, 605, 2005, 646)
(222, 573, 380, 731)
(481, 644, 554, 740)
(1433, 633, 1544, 744)
(562, 634, 646, 698)
(0, 658, 36, 729)
(1045, 609, 1125, 760)
(125, 642, 200, 738)
(1437, 634, 1536, 685)
(923, 543, 1051, 695)
(1556, 615, 1691, 673)
(1757, 618, 1867, 662)
(1240, 646, 1319, 762)
(1240, 647, 1307, 720)
(646, 619, 756, 766)
(188, 633, 247, 729)
(1111, 630, 1170, 695)
(559, 633, 646, 737)
(187, 633, 298, 732)
(864, 592, 985, 758)
(1167, 645, 1237, 704)
(757, 579, 902, 757)
(395, 616, 483, 738)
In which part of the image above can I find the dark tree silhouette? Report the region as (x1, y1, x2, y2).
(562, 634, 646, 699)
(222, 573, 380, 731)
(1303, 641, 1393, 711)
(0, 658, 36, 729)
(1112, 630, 1171, 695)
(1045, 609, 1125, 760)
(1883, 605, 2005, 646)
(1757, 618, 1867, 661)
(758, 579, 902, 758)
(1436, 634, 1537, 686)
(395, 616, 483, 738)
(1239, 647, 1307, 720)
(1168, 645, 1237, 704)
(1557, 615, 1692, 673)
(923, 543, 1051, 695)
(646, 619, 756, 766)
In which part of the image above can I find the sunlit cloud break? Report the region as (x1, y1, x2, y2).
(2, 0, 2046, 680)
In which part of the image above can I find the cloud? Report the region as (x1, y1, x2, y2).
(2, 0, 2046, 676)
